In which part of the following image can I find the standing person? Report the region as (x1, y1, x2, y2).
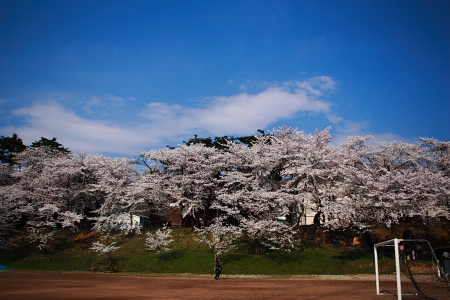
(214, 258, 222, 280)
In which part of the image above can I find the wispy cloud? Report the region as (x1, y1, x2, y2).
(4, 103, 149, 155)
(141, 76, 337, 136)
(331, 119, 413, 145)
(0, 76, 405, 156)
(83, 94, 135, 116)
(193, 85, 331, 135)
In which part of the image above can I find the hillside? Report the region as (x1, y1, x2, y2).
(1, 228, 375, 276)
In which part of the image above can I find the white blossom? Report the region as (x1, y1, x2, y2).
(145, 228, 174, 255)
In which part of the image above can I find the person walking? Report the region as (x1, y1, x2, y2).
(214, 258, 222, 280)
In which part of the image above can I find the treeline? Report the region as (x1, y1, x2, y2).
(0, 127, 448, 255)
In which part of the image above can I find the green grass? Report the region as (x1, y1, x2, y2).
(0, 228, 375, 275)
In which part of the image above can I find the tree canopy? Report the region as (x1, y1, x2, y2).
(0, 128, 448, 254)
(0, 133, 26, 165)
(30, 137, 70, 153)
(182, 130, 266, 150)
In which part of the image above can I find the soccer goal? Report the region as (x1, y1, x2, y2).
(374, 238, 450, 300)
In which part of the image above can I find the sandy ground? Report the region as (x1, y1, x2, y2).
(0, 271, 391, 300)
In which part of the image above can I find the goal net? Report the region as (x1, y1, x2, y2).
(374, 239, 450, 300)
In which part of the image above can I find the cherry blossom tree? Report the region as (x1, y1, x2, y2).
(139, 144, 231, 224)
(0, 170, 24, 249)
(272, 126, 343, 228)
(407, 139, 450, 228)
(26, 227, 55, 255)
(0, 147, 88, 254)
(194, 219, 242, 256)
(126, 170, 172, 228)
(91, 233, 120, 263)
(145, 228, 174, 259)
(85, 154, 139, 233)
(212, 132, 300, 254)
(328, 136, 450, 232)
(2, 148, 139, 248)
(11, 148, 83, 232)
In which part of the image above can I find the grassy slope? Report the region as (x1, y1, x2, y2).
(1, 228, 375, 275)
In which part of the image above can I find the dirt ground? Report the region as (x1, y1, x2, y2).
(0, 271, 389, 300)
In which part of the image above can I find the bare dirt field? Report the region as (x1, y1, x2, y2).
(0, 271, 387, 300)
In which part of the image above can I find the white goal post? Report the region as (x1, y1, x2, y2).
(374, 238, 407, 300)
(374, 238, 450, 300)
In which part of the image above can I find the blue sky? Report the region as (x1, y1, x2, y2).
(1, 0, 449, 157)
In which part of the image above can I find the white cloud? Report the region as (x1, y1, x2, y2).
(295, 76, 337, 97)
(1, 76, 409, 156)
(371, 133, 414, 144)
(332, 120, 413, 145)
(332, 120, 370, 145)
(83, 93, 134, 116)
(193, 86, 331, 135)
(7, 103, 156, 155)
(141, 76, 337, 136)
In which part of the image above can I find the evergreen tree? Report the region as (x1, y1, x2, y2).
(182, 130, 266, 150)
(30, 137, 70, 154)
(0, 133, 26, 165)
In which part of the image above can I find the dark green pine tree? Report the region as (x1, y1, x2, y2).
(0, 133, 27, 165)
(30, 137, 70, 154)
(182, 130, 266, 150)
